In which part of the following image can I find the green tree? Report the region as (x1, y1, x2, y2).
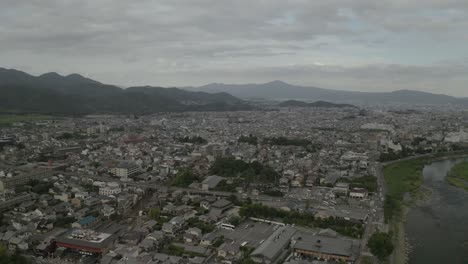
(367, 232, 394, 260)
(148, 208, 161, 220)
(0, 245, 30, 264)
(172, 169, 199, 187)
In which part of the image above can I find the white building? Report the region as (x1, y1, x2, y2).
(99, 182, 121, 196)
(110, 161, 140, 180)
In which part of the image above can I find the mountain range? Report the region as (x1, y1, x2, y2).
(190, 80, 467, 105)
(279, 100, 358, 109)
(0, 68, 246, 115)
(1, 67, 466, 115)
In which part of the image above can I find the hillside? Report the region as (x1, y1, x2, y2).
(279, 100, 357, 108)
(191, 80, 467, 105)
(0, 68, 247, 115)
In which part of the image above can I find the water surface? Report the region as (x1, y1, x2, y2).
(406, 158, 468, 264)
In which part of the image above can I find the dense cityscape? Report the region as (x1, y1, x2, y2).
(2, 1, 468, 263)
(1, 105, 467, 264)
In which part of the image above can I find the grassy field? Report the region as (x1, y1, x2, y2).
(384, 158, 426, 199)
(0, 115, 52, 126)
(382, 158, 428, 264)
(383, 155, 468, 264)
(446, 161, 468, 191)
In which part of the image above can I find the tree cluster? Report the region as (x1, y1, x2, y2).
(367, 232, 394, 260)
(171, 169, 200, 187)
(238, 134, 258, 145)
(0, 246, 30, 264)
(210, 157, 279, 183)
(263, 136, 320, 152)
(177, 136, 207, 144)
(339, 175, 377, 192)
(239, 203, 364, 238)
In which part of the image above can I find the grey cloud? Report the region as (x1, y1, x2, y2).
(0, 0, 467, 96)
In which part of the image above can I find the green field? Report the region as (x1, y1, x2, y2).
(446, 161, 468, 191)
(0, 115, 52, 126)
(383, 158, 427, 221)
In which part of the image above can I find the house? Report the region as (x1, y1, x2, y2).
(101, 205, 116, 217)
(209, 199, 233, 219)
(162, 216, 185, 235)
(70, 197, 82, 208)
(184, 227, 202, 244)
(120, 231, 143, 245)
(110, 161, 140, 180)
(218, 242, 241, 261)
(333, 182, 350, 196)
(163, 204, 177, 214)
(200, 232, 218, 246)
(71, 216, 98, 229)
(139, 231, 164, 252)
(349, 188, 368, 199)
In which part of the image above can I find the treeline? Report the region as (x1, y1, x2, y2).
(264, 136, 311, 146)
(15, 180, 53, 194)
(177, 136, 207, 144)
(383, 158, 425, 222)
(56, 132, 88, 140)
(367, 232, 394, 261)
(239, 203, 364, 238)
(0, 245, 30, 264)
(210, 157, 279, 183)
(238, 134, 258, 145)
(339, 175, 377, 192)
(237, 135, 321, 152)
(172, 169, 200, 187)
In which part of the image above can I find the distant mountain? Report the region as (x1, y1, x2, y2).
(279, 100, 357, 109)
(126, 86, 240, 105)
(191, 80, 468, 105)
(0, 68, 248, 115)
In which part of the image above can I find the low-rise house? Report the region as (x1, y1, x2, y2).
(209, 199, 233, 219)
(349, 188, 368, 199)
(200, 232, 218, 246)
(333, 182, 350, 196)
(217, 242, 241, 261)
(184, 227, 202, 244)
(120, 231, 143, 245)
(72, 216, 98, 229)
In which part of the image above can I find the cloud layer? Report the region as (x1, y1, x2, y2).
(1, 0, 467, 96)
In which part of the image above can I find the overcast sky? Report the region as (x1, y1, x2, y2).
(1, 0, 467, 96)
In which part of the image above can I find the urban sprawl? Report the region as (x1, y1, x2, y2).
(0, 105, 466, 264)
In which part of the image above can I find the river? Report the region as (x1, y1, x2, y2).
(406, 158, 468, 264)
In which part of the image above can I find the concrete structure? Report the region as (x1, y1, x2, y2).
(55, 229, 117, 255)
(201, 175, 224, 191)
(110, 161, 139, 180)
(251, 226, 297, 263)
(292, 233, 358, 262)
(333, 182, 350, 196)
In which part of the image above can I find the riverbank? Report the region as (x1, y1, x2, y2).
(387, 186, 432, 264)
(446, 160, 468, 192)
(382, 153, 467, 264)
